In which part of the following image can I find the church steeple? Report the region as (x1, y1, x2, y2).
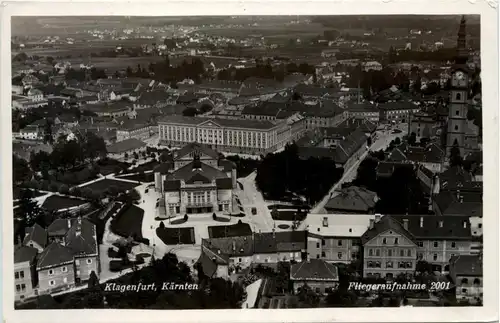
(456, 15, 468, 64)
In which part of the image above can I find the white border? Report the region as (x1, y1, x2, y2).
(1, 1, 498, 323)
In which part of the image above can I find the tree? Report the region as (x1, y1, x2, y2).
(297, 284, 320, 308)
(58, 184, 70, 195)
(394, 137, 401, 145)
(415, 260, 433, 274)
(13, 155, 32, 184)
(18, 189, 44, 228)
(449, 139, 463, 167)
(82, 131, 107, 161)
(159, 221, 165, 229)
(407, 132, 417, 146)
(182, 107, 198, 117)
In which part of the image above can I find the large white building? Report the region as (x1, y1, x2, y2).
(153, 143, 237, 217)
(158, 116, 294, 155)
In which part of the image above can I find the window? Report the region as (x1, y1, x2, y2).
(382, 238, 387, 244)
(21, 284, 26, 291)
(406, 262, 412, 268)
(375, 261, 381, 268)
(456, 110, 459, 116)
(386, 261, 393, 268)
(417, 252, 423, 260)
(456, 93, 461, 100)
(407, 250, 412, 257)
(368, 261, 373, 268)
(478, 223, 482, 229)
(417, 241, 424, 247)
(316, 242, 320, 248)
(337, 240, 343, 246)
(433, 241, 439, 248)
(369, 249, 373, 256)
(473, 278, 481, 285)
(316, 254, 320, 259)
(388, 249, 393, 257)
(451, 242, 456, 248)
(394, 238, 399, 245)
(433, 254, 438, 261)
(461, 278, 469, 284)
(48, 269, 54, 275)
(321, 239, 325, 246)
(400, 249, 405, 257)
(376, 249, 380, 256)
(15, 272, 19, 279)
(49, 280, 56, 286)
(238, 258, 242, 262)
(16, 285, 21, 292)
(61, 266, 67, 273)
(337, 252, 343, 259)
(461, 288, 467, 294)
(454, 125, 458, 131)
(75, 259, 80, 266)
(322, 252, 326, 258)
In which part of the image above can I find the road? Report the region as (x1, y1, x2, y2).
(237, 171, 275, 233)
(310, 125, 407, 214)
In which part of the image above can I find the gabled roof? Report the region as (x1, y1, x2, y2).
(387, 148, 407, 162)
(23, 223, 47, 248)
(290, 259, 339, 281)
(168, 160, 228, 183)
(361, 215, 416, 245)
(64, 218, 98, 256)
(14, 245, 38, 264)
(253, 231, 307, 254)
(203, 236, 254, 257)
(450, 254, 482, 277)
(391, 215, 472, 240)
(37, 242, 74, 270)
(434, 191, 482, 217)
(174, 142, 220, 161)
(333, 129, 368, 163)
(337, 117, 377, 133)
(325, 186, 378, 212)
(47, 218, 76, 237)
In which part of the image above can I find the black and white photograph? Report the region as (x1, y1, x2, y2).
(2, 2, 498, 322)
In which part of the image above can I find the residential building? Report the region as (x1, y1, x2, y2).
(346, 103, 380, 122)
(305, 213, 376, 264)
(158, 115, 293, 155)
(433, 190, 482, 218)
(252, 231, 307, 264)
(449, 254, 483, 304)
(22, 223, 47, 253)
(290, 259, 340, 294)
(106, 138, 147, 159)
(361, 215, 418, 279)
(408, 112, 439, 141)
(116, 121, 152, 142)
(201, 236, 254, 271)
(379, 101, 420, 124)
(14, 245, 38, 302)
(18, 125, 43, 140)
(324, 186, 378, 214)
(155, 143, 237, 216)
(196, 244, 230, 279)
(388, 143, 445, 173)
(82, 102, 130, 118)
(363, 61, 383, 71)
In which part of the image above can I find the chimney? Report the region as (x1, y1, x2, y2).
(369, 219, 375, 230)
(420, 216, 424, 228)
(403, 219, 409, 230)
(232, 241, 236, 251)
(375, 214, 381, 223)
(217, 249, 221, 255)
(439, 220, 444, 228)
(463, 220, 467, 229)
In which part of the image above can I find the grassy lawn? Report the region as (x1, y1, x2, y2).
(115, 172, 155, 183)
(80, 179, 139, 195)
(110, 205, 144, 240)
(270, 210, 307, 222)
(208, 222, 252, 239)
(41, 195, 89, 211)
(156, 227, 195, 245)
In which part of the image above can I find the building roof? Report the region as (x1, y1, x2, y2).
(228, 96, 252, 106)
(325, 186, 378, 212)
(379, 101, 418, 111)
(440, 166, 475, 191)
(203, 236, 254, 257)
(36, 242, 74, 270)
(290, 259, 339, 281)
(434, 191, 482, 217)
(253, 231, 306, 254)
(337, 117, 377, 133)
(216, 178, 233, 189)
(107, 138, 146, 154)
(391, 215, 472, 240)
(82, 101, 131, 114)
(450, 254, 483, 277)
(64, 218, 98, 256)
(333, 129, 368, 164)
(346, 102, 379, 113)
(158, 115, 277, 130)
(305, 213, 377, 238)
(174, 142, 220, 161)
(23, 223, 47, 248)
(136, 90, 173, 106)
(47, 218, 77, 236)
(361, 215, 416, 245)
(168, 160, 228, 183)
(241, 102, 283, 117)
(14, 245, 38, 264)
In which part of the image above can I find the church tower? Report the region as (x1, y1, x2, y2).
(446, 15, 469, 157)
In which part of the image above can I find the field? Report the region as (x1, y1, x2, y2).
(41, 195, 89, 211)
(80, 179, 138, 195)
(110, 205, 144, 239)
(208, 222, 252, 239)
(156, 227, 195, 245)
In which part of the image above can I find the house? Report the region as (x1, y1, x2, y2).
(22, 223, 47, 253)
(391, 215, 474, 272)
(433, 191, 482, 218)
(133, 90, 177, 109)
(196, 244, 230, 279)
(409, 112, 439, 141)
(449, 254, 483, 304)
(346, 103, 380, 122)
(363, 61, 382, 71)
(252, 231, 307, 264)
(26, 88, 44, 102)
(389, 143, 445, 173)
(14, 245, 38, 302)
(324, 186, 378, 214)
(18, 125, 43, 140)
(376, 161, 413, 178)
(305, 213, 376, 264)
(202, 236, 254, 272)
(378, 101, 420, 124)
(106, 138, 147, 159)
(337, 117, 377, 136)
(361, 215, 418, 279)
(290, 259, 340, 294)
(82, 102, 130, 118)
(115, 120, 152, 142)
(37, 217, 100, 294)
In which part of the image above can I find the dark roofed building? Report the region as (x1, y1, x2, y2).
(290, 259, 339, 294)
(449, 254, 483, 303)
(23, 223, 47, 252)
(325, 186, 378, 214)
(107, 138, 147, 156)
(433, 190, 482, 217)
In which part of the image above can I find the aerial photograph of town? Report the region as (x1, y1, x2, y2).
(11, 15, 483, 309)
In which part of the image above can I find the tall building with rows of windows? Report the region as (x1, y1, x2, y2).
(158, 115, 295, 155)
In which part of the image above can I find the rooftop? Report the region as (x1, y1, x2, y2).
(290, 259, 339, 281)
(107, 138, 147, 154)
